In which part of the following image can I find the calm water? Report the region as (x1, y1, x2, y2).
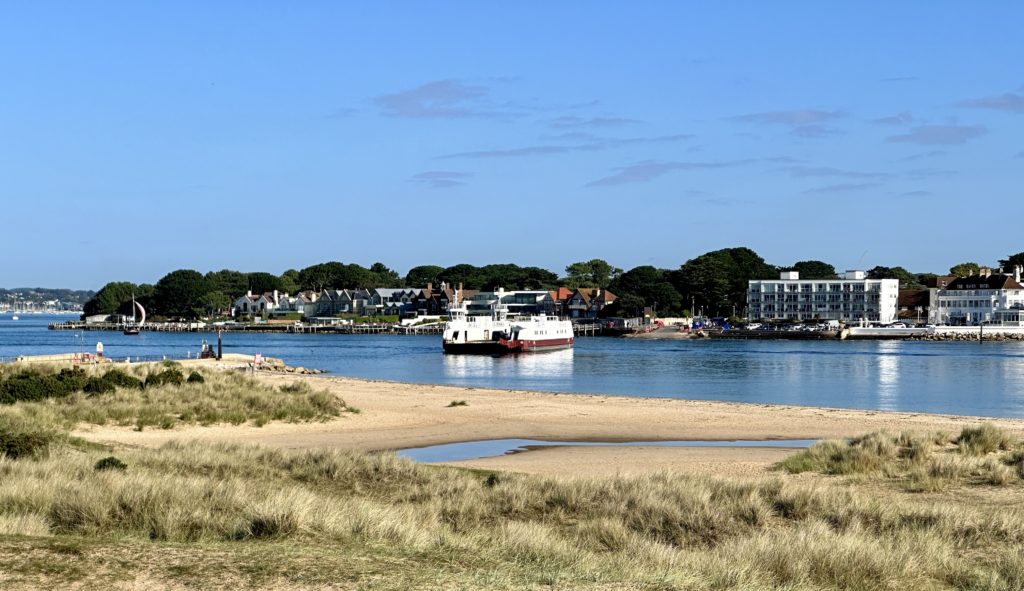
(398, 439, 818, 463)
(3, 314, 1024, 418)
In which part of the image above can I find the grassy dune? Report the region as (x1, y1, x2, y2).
(0, 363, 350, 431)
(2, 365, 1024, 588)
(0, 430, 1022, 588)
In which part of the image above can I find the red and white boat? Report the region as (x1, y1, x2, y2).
(442, 289, 574, 354)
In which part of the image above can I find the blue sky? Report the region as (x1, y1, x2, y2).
(2, 2, 1022, 289)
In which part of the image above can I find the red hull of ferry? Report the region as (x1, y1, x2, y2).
(496, 336, 574, 353)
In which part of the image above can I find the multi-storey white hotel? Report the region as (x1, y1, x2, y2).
(748, 270, 899, 323)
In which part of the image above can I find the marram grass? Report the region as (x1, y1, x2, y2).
(0, 435, 1023, 589)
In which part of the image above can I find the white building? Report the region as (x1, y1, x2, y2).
(932, 267, 1024, 325)
(748, 270, 899, 324)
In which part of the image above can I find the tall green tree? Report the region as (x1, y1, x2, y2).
(867, 266, 920, 287)
(279, 269, 300, 294)
(297, 262, 347, 292)
(204, 269, 248, 299)
(153, 270, 209, 318)
(949, 262, 980, 277)
(438, 264, 487, 290)
(998, 253, 1024, 272)
(198, 291, 231, 316)
(609, 266, 681, 315)
(369, 262, 401, 286)
(405, 265, 444, 287)
(674, 247, 777, 316)
(790, 260, 837, 280)
(563, 259, 623, 288)
(83, 282, 137, 316)
(246, 272, 284, 294)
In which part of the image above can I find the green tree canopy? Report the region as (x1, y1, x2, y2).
(198, 291, 232, 316)
(563, 259, 623, 288)
(404, 265, 444, 287)
(153, 270, 209, 318)
(789, 260, 837, 280)
(999, 252, 1024, 272)
(246, 272, 284, 294)
(369, 262, 401, 286)
(609, 266, 681, 315)
(867, 266, 920, 287)
(949, 262, 980, 277)
(297, 262, 346, 291)
(204, 269, 248, 299)
(83, 282, 138, 316)
(674, 247, 777, 316)
(279, 269, 300, 294)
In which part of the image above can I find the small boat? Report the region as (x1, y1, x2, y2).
(11, 315, 18, 321)
(123, 296, 145, 335)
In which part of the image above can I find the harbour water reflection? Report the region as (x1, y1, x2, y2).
(4, 315, 1024, 417)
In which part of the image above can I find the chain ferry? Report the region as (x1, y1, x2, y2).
(442, 289, 574, 354)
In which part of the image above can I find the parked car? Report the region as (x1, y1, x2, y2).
(745, 323, 762, 330)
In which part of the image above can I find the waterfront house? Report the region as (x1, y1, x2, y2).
(747, 270, 899, 324)
(232, 290, 282, 317)
(270, 290, 319, 318)
(932, 267, 1024, 325)
(548, 287, 574, 317)
(414, 282, 476, 316)
(316, 289, 371, 316)
(366, 288, 418, 317)
(565, 288, 618, 318)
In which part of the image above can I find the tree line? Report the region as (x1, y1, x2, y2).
(83, 250, 1024, 320)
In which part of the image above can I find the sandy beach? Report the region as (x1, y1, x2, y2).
(69, 370, 1024, 476)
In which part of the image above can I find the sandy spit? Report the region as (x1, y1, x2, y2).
(72, 372, 1024, 476)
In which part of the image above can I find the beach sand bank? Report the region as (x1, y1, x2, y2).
(73, 372, 1024, 476)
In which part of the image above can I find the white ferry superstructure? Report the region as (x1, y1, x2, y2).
(441, 289, 574, 354)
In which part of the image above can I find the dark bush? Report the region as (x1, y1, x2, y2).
(94, 456, 128, 472)
(145, 368, 185, 388)
(56, 367, 88, 392)
(0, 372, 73, 404)
(0, 415, 58, 459)
(186, 371, 205, 384)
(83, 376, 116, 395)
(100, 369, 144, 390)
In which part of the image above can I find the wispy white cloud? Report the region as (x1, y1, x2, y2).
(732, 109, 841, 126)
(802, 183, 882, 195)
(546, 116, 640, 129)
(898, 150, 946, 162)
(898, 190, 932, 198)
(731, 109, 843, 138)
(872, 112, 914, 125)
(586, 159, 757, 187)
(957, 92, 1024, 113)
(439, 133, 691, 159)
(411, 171, 472, 189)
(374, 80, 515, 119)
(783, 166, 889, 179)
(887, 124, 986, 145)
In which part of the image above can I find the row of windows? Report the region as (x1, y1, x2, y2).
(752, 283, 880, 293)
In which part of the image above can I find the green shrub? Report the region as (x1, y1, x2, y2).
(146, 368, 185, 388)
(94, 456, 127, 472)
(0, 414, 59, 459)
(186, 371, 205, 384)
(447, 400, 468, 407)
(101, 369, 144, 390)
(0, 371, 73, 404)
(82, 376, 115, 395)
